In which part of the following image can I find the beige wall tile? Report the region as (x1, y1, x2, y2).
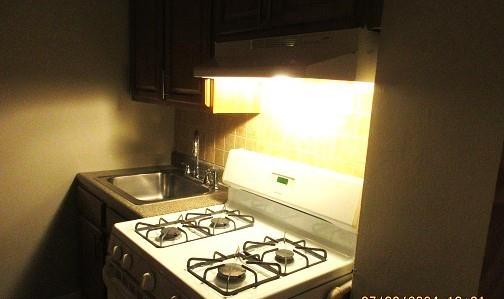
(174, 81, 374, 178)
(235, 136, 246, 149)
(245, 138, 257, 151)
(224, 134, 235, 151)
(236, 123, 246, 137)
(215, 149, 225, 166)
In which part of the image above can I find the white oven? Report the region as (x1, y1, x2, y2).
(103, 149, 362, 299)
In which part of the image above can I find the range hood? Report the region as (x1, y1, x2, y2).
(194, 28, 379, 82)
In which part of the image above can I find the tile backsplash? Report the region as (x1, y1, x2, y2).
(175, 79, 374, 178)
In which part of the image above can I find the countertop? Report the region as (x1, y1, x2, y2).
(76, 165, 227, 220)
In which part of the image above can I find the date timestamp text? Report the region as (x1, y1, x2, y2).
(361, 296, 484, 299)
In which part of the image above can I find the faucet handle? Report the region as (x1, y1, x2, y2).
(211, 169, 219, 190)
(203, 169, 212, 185)
(203, 169, 219, 190)
(181, 163, 191, 175)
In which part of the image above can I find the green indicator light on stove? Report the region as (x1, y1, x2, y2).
(277, 176, 289, 185)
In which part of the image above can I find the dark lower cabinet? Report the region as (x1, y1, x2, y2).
(77, 185, 127, 299)
(79, 217, 106, 299)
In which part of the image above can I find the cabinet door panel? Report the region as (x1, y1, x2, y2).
(365, 0, 383, 30)
(105, 207, 126, 235)
(79, 217, 106, 299)
(131, 0, 164, 102)
(77, 186, 104, 228)
(214, 0, 271, 35)
(165, 0, 211, 106)
(272, 0, 358, 28)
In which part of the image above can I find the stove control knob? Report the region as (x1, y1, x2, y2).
(141, 272, 155, 291)
(121, 253, 132, 270)
(112, 245, 122, 261)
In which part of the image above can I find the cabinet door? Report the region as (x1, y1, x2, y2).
(105, 207, 127, 236)
(79, 217, 106, 299)
(271, 0, 360, 29)
(130, 0, 165, 103)
(165, 0, 212, 107)
(214, 0, 272, 36)
(77, 186, 104, 228)
(364, 0, 383, 30)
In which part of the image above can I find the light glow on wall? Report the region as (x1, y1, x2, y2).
(201, 76, 375, 177)
(260, 77, 374, 139)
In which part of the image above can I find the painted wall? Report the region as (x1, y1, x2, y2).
(479, 146, 504, 298)
(353, 1, 504, 297)
(0, 1, 174, 298)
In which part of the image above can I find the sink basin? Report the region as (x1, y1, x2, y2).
(100, 170, 210, 205)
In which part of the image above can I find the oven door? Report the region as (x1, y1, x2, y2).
(289, 273, 352, 299)
(103, 259, 152, 299)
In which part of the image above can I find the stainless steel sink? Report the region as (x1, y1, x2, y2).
(99, 170, 210, 205)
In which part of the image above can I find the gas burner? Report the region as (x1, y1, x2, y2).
(275, 249, 294, 264)
(185, 207, 254, 235)
(134, 215, 211, 248)
(187, 251, 281, 296)
(243, 236, 328, 276)
(158, 227, 181, 241)
(216, 263, 246, 283)
(210, 217, 230, 228)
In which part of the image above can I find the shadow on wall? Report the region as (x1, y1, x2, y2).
(11, 183, 80, 299)
(479, 142, 504, 299)
(0, 1, 174, 298)
(113, 90, 175, 168)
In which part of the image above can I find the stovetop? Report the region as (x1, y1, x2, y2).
(113, 203, 354, 299)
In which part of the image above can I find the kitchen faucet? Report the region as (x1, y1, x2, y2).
(192, 130, 200, 179)
(182, 130, 218, 189)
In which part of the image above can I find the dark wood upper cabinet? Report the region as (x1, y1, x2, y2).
(130, 0, 382, 107)
(214, 0, 272, 35)
(364, 0, 383, 30)
(130, 0, 164, 103)
(271, 0, 358, 28)
(165, 0, 212, 107)
(130, 0, 211, 108)
(214, 0, 382, 41)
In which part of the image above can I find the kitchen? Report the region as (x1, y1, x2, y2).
(1, 1, 503, 299)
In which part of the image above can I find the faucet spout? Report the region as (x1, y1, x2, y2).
(192, 130, 200, 179)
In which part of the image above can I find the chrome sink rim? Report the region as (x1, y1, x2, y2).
(96, 168, 212, 205)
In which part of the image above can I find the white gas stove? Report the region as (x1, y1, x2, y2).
(103, 149, 363, 299)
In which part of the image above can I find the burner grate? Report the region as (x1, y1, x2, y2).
(134, 207, 255, 248)
(243, 236, 328, 276)
(187, 251, 280, 296)
(134, 215, 211, 248)
(185, 207, 254, 235)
